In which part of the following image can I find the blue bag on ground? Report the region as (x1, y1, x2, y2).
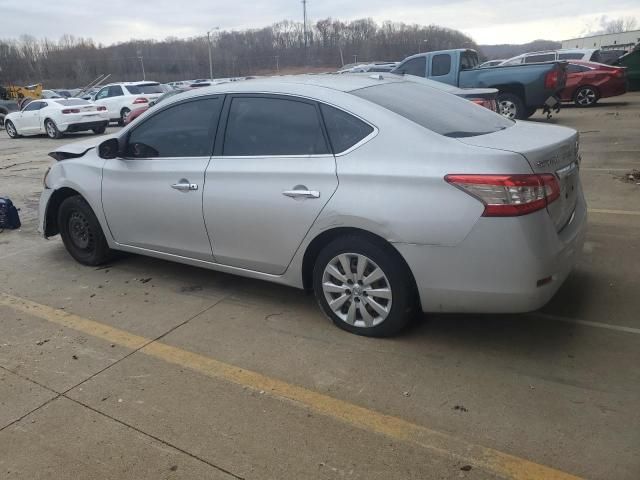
(0, 197, 21, 230)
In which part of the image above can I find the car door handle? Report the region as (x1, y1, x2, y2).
(282, 189, 320, 199)
(171, 181, 198, 192)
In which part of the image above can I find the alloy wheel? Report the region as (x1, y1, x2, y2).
(6, 122, 17, 137)
(46, 121, 57, 138)
(322, 253, 393, 328)
(576, 88, 597, 106)
(498, 100, 517, 119)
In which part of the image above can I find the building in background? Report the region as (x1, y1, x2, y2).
(562, 30, 640, 51)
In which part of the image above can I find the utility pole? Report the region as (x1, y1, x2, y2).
(274, 55, 280, 73)
(207, 27, 219, 80)
(137, 50, 145, 80)
(302, 0, 308, 49)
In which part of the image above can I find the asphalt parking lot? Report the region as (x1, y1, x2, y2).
(1, 95, 639, 480)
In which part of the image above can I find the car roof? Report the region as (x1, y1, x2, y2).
(103, 81, 160, 87)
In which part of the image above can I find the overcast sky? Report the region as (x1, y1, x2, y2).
(2, 0, 639, 45)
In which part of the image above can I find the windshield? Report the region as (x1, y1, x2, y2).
(126, 84, 164, 94)
(352, 81, 513, 138)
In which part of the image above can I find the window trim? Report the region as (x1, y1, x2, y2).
(119, 95, 225, 160)
(216, 93, 334, 159)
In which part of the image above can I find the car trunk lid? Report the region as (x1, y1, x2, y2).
(458, 121, 580, 231)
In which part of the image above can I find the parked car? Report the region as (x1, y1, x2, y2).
(41, 89, 63, 99)
(39, 74, 585, 337)
(479, 60, 505, 68)
(392, 49, 567, 119)
(5, 98, 108, 139)
(54, 90, 73, 98)
(500, 49, 600, 65)
(93, 81, 164, 125)
(613, 48, 640, 91)
(559, 61, 627, 107)
(339, 62, 399, 73)
(124, 88, 189, 125)
(0, 99, 20, 128)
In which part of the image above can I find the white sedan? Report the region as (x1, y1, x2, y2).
(4, 98, 109, 139)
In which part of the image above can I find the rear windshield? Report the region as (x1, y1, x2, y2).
(53, 99, 90, 106)
(125, 84, 163, 94)
(352, 82, 513, 138)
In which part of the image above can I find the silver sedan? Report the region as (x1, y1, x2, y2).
(39, 74, 586, 337)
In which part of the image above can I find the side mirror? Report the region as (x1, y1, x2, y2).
(98, 138, 120, 159)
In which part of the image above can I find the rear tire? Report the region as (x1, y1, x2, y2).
(313, 235, 416, 337)
(5, 120, 19, 138)
(574, 86, 598, 107)
(92, 125, 107, 134)
(58, 196, 112, 266)
(497, 93, 525, 120)
(45, 119, 63, 139)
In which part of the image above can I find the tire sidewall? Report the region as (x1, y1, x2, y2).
(574, 86, 598, 107)
(119, 108, 131, 126)
(45, 119, 61, 139)
(58, 196, 110, 266)
(5, 120, 18, 138)
(312, 236, 415, 337)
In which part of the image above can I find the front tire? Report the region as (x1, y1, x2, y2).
(574, 86, 598, 107)
(497, 93, 525, 120)
(313, 235, 416, 337)
(58, 196, 112, 266)
(118, 108, 131, 126)
(45, 119, 63, 139)
(5, 120, 19, 138)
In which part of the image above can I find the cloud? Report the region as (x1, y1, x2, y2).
(0, 0, 638, 45)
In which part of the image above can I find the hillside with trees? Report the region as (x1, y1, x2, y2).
(0, 18, 476, 88)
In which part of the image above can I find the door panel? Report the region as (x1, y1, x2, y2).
(101, 96, 224, 261)
(102, 158, 213, 260)
(204, 156, 338, 274)
(203, 94, 338, 275)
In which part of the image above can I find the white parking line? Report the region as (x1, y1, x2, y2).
(531, 312, 640, 335)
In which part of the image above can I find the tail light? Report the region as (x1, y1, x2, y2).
(61, 108, 80, 114)
(612, 68, 625, 78)
(97, 106, 107, 111)
(544, 70, 560, 89)
(133, 97, 149, 104)
(445, 174, 560, 217)
(469, 98, 497, 112)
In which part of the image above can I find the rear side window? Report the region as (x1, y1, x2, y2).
(398, 57, 426, 77)
(352, 82, 513, 138)
(525, 53, 555, 63)
(567, 64, 590, 73)
(320, 104, 373, 153)
(431, 54, 451, 76)
(223, 97, 329, 156)
(559, 53, 585, 60)
(125, 97, 223, 158)
(126, 84, 164, 94)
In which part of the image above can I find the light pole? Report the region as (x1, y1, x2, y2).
(137, 49, 145, 80)
(207, 27, 219, 80)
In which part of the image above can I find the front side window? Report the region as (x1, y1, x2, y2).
(125, 97, 223, 158)
(525, 53, 556, 63)
(23, 101, 42, 112)
(431, 54, 452, 76)
(95, 87, 109, 100)
(320, 104, 373, 153)
(397, 57, 426, 77)
(223, 97, 329, 156)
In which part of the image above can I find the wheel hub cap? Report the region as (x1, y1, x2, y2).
(322, 253, 392, 328)
(69, 212, 91, 249)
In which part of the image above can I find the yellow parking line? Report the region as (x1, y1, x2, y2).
(0, 292, 583, 480)
(588, 208, 640, 216)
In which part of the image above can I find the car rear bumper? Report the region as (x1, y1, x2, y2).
(394, 189, 587, 313)
(59, 119, 108, 133)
